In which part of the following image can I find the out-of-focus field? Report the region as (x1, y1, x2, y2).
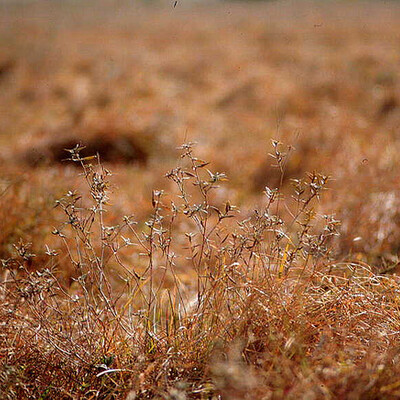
(1, 0, 400, 265)
(1, 1, 400, 398)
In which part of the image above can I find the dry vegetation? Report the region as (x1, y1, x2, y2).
(1, 1, 400, 399)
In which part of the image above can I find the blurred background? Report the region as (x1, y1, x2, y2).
(0, 0, 400, 272)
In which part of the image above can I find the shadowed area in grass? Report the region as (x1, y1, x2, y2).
(22, 131, 151, 167)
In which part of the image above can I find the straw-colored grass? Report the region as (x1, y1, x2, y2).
(1, 1, 400, 399)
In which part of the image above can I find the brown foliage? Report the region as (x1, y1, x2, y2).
(1, 1, 400, 398)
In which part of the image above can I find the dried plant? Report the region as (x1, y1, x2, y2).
(2, 140, 400, 399)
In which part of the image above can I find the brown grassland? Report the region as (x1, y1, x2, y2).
(1, 0, 400, 398)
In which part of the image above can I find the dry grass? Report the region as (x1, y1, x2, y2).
(1, 1, 400, 399)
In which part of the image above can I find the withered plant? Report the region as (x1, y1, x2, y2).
(2, 142, 400, 400)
